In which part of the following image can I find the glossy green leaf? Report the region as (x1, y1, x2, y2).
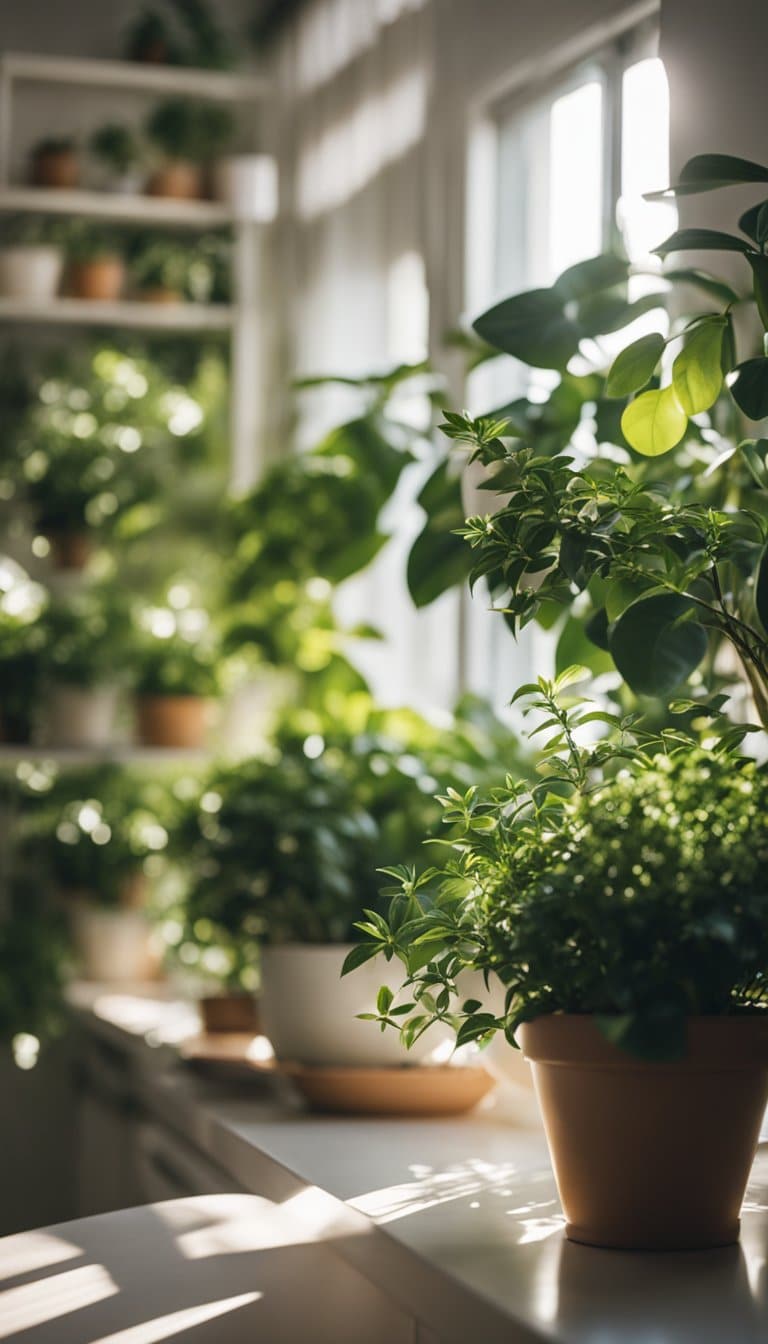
(648, 153, 768, 198)
(407, 461, 468, 607)
(621, 385, 688, 456)
(730, 358, 768, 419)
(654, 228, 755, 257)
(672, 320, 724, 414)
(662, 268, 742, 304)
(739, 199, 768, 244)
(748, 254, 768, 330)
(755, 545, 768, 633)
(577, 291, 667, 338)
(553, 253, 629, 300)
(606, 332, 665, 398)
(472, 289, 580, 369)
(609, 594, 708, 696)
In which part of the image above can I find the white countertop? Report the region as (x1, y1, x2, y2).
(69, 985, 768, 1344)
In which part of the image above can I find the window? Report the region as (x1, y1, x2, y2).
(464, 19, 675, 708)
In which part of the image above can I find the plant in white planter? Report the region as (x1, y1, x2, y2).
(172, 703, 522, 1065)
(0, 214, 65, 303)
(89, 123, 144, 195)
(40, 588, 131, 749)
(19, 764, 173, 983)
(349, 678, 768, 1249)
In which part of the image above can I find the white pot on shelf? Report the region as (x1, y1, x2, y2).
(212, 154, 278, 221)
(260, 943, 449, 1068)
(43, 683, 119, 749)
(70, 902, 159, 983)
(0, 245, 63, 302)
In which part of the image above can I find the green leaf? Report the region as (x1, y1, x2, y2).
(730, 359, 768, 420)
(662, 268, 742, 304)
(748, 255, 768, 330)
(376, 984, 394, 1015)
(648, 153, 768, 198)
(654, 228, 755, 257)
(553, 253, 629, 300)
(672, 320, 724, 414)
(739, 438, 768, 487)
(472, 289, 580, 369)
(608, 594, 709, 696)
(755, 546, 768, 633)
(739, 199, 768, 244)
(455, 1013, 498, 1047)
(606, 332, 665, 398)
(621, 385, 688, 456)
(341, 943, 382, 976)
(555, 612, 614, 676)
(407, 460, 469, 607)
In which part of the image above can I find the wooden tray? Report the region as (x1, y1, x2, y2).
(280, 1064, 495, 1116)
(180, 1031, 276, 1081)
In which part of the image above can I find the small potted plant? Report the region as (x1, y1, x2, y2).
(145, 98, 234, 199)
(348, 673, 768, 1251)
(124, 8, 179, 64)
(29, 136, 79, 189)
(20, 765, 171, 982)
(89, 123, 144, 195)
(0, 215, 65, 303)
(40, 590, 130, 750)
(130, 237, 190, 303)
(133, 622, 218, 748)
(67, 225, 126, 302)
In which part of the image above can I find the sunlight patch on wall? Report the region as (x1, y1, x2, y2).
(296, 0, 428, 95)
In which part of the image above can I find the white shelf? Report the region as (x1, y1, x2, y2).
(0, 746, 209, 767)
(0, 297, 234, 331)
(0, 186, 233, 228)
(1, 52, 268, 102)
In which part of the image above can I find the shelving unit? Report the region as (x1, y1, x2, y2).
(0, 50, 273, 490)
(0, 296, 234, 330)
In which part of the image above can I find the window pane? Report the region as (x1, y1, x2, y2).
(548, 80, 603, 279)
(620, 57, 676, 264)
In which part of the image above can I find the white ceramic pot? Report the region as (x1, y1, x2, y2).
(0, 245, 63, 302)
(212, 154, 278, 221)
(260, 943, 449, 1067)
(71, 903, 159, 982)
(43, 684, 119, 749)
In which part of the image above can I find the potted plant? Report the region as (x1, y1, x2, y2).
(346, 151, 768, 1250)
(0, 873, 68, 1067)
(0, 215, 65, 303)
(0, 608, 46, 744)
(19, 765, 171, 983)
(130, 237, 190, 303)
(172, 701, 521, 1065)
(89, 123, 144, 195)
(145, 98, 234, 199)
(29, 136, 79, 189)
(124, 8, 179, 64)
(348, 675, 768, 1250)
(67, 225, 126, 302)
(133, 623, 218, 748)
(40, 589, 130, 749)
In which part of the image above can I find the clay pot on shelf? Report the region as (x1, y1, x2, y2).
(31, 144, 79, 189)
(136, 286, 182, 305)
(136, 694, 209, 749)
(0, 245, 63, 302)
(70, 255, 126, 302)
(146, 161, 203, 200)
(200, 994, 261, 1035)
(42, 683, 120, 750)
(44, 531, 93, 572)
(259, 943, 450, 1068)
(519, 1014, 768, 1251)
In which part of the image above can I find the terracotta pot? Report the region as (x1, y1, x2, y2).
(519, 1014, 768, 1251)
(137, 286, 182, 305)
(45, 530, 92, 571)
(70, 257, 125, 302)
(146, 161, 203, 200)
(32, 147, 79, 189)
(136, 694, 209, 748)
(200, 994, 261, 1035)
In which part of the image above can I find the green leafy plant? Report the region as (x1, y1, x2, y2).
(42, 585, 133, 690)
(345, 673, 768, 1058)
(130, 234, 230, 301)
(146, 98, 234, 163)
(0, 879, 68, 1063)
(67, 222, 123, 263)
(125, 1, 235, 69)
(406, 154, 768, 721)
(16, 764, 175, 906)
(0, 214, 67, 247)
(133, 629, 219, 697)
(0, 608, 47, 742)
(89, 124, 141, 176)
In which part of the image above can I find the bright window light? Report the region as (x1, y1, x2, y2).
(620, 57, 677, 266)
(548, 80, 603, 279)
